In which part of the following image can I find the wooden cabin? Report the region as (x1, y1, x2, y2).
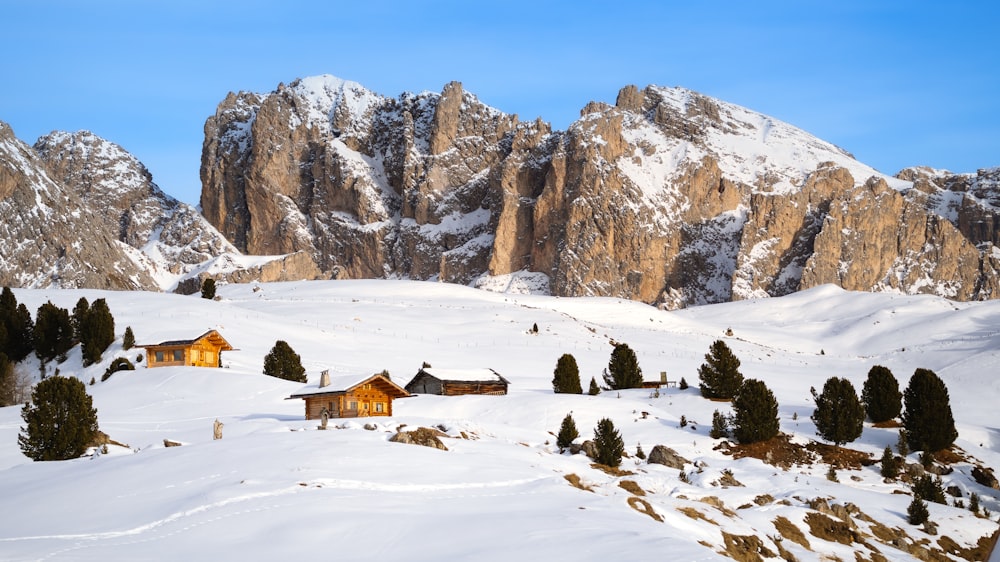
(288, 371, 410, 420)
(138, 330, 234, 368)
(404, 368, 509, 396)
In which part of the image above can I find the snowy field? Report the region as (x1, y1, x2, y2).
(0, 280, 998, 561)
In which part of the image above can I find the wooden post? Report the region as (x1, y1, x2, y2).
(213, 419, 223, 440)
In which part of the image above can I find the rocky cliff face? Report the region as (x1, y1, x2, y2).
(200, 76, 1000, 307)
(0, 123, 321, 291)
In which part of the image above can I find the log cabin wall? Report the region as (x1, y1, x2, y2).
(442, 381, 508, 396)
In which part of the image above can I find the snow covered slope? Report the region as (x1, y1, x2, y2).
(0, 281, 997, 560)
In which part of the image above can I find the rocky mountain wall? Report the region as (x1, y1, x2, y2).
(199, 76, 1000, 307)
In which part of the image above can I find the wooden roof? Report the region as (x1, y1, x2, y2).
(288, 373, 410, 400)
(139, 329, 234, 351)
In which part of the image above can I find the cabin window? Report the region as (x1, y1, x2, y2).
(173, 350, 183, 361)
(205, 351, 215, 365)
(155, 351, 164, 362)
(349, 401, 357, 410)
(191, 349, 200, 361)
(375, 402, 384, 413)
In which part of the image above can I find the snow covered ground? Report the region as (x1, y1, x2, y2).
(0, 280, 998, 560)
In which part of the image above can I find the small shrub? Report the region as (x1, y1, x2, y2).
(679, 377, 688, 390)
(122, 326, 135, 351)
(556, 413, 579, 450)
(102, 357, 135, 382)
(912, 474, 946, 504)
(970, 492, 980, 515)
(680, 415, 688, 428)
(588, 376, 601, 396)
(135, 353, 143, 363)
(897, 429, 910, 457)
(826, 465, 839, 482)
(636, 443, 646, 460)
(907, 497, 929, 525)
(710, 409, 729, 439)
(880, 446, 899, 479)
(200, 278, 216, 300)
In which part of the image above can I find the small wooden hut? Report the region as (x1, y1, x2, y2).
(288, 371, 410, 420)
(138, 330, 234, 368)
(404, 368, 509, 396)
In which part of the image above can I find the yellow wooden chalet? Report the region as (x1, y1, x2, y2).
(139, 330, 234, 368)
(288, 371, 409, 420)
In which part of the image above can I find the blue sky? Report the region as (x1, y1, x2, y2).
(2, 1, 997, 205)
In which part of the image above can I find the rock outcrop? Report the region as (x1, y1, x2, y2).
(200, 76, 1000, 307)
(0, 123, 321, 291)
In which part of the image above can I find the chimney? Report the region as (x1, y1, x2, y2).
(660, 371, 667, 383)
(319, 369, 330, 388)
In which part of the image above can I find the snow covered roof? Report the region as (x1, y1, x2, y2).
(419, 368, 508, 384)
(288, 372, 409, 399)
(138, 329, 234, 350)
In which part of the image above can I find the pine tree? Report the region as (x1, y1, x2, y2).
(970, 492, 980, 515)
(593, 418, 624, 467)
(18, 376, 99, 461)
(588, 376, 601, 396)
(732, 379, 779, 444)
(0, 288, 34, 362)
(698, 339, 744, 399)
(556, 413, 579, 449)
(552, 353, 582, 394)
(902, 368, 957, 452)
(812, 377, 865, 446)
(710, 409, 729, 439)
(897, 429, 910, 457)
(7, 303, 34, 362)
(34, 301, 73, 363)
(861, 365, 902, 423)
(880, 446, 899, 479)
(71, 297, 90, 344)
(907, 497, 929, 525)
(122, 326, 135, 351)
(80, 299, 115, 367)
(201, 278, 217, 300)
(0, 352, 14, 407)
(263, 340, 307, 382)
(603, 343, 643, 390)
(912, 474, 946, 504)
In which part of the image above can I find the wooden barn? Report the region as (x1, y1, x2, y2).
(404, 368, 509, 396)
(138, 330, 234, 368)
(288, 371, 410, 420)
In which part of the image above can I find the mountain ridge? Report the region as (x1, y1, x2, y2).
(2, 75, 999, 307)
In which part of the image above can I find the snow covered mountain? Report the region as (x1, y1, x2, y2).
(0, 123, 320, 292)
(0, 280, 997, 560)
(201, 75, 1000, 307)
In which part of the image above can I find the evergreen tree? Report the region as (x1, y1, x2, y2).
(71, 297, 90, 344)
(880, 446, 899, 479)
(18, 376, 99, 461)
(587, 376, 601, 396)
(1, 287, 34, 362)
(603, 343, 643, 390)
(912, 474, 946, 504)
(34, 301, 73, 363)
(0, 352, 14, 407)
(698, 339, 744, 399)
(552, 353, 582, 394)
(201, 278, 217, 300)
(263, 340, 307, 382)
(710, 409, 729, 439)
(8, 303, 35, 362)
(102, 357, 135, 382)
(732, 379, 779, 444)
(897, 429, 910, 457)
(593, 418, 624, 467)
(902, 368, 957, 452)
(556, 413, 579, 449)
(812, 377, 865, 446)
(970, 492, 980, 515)
(861, 365, 902, 423)
(679, 377, 688, 390)
(122, 326, 135, 351)
(907, 497, 929, 525)
(80, 299, 115, 367)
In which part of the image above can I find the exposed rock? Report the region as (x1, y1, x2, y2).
(388, 427, 448, 450)
(971, 465, 999, 490)
(200, 76, 1000, 307)
(647, 444, 690, 468)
